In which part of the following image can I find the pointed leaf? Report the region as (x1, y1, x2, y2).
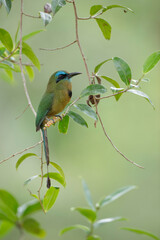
(81, 84, 107, 98)
(39, 12, 52, 26)
(51, 0, 66, 16)
(90, 5, 103, 16)
(110, 87, 124, 101)
(16, 153, 38, 170)
(74, 104, 98, 121)
(22, 30, 44, 42)
(98, 186, 136, 208)
(82, 179, 95, 211)
(0, 221, 13, 237)
(0, 213, 12, 222)
(0, 47, 6, 57)
(101, 76, 120, 88)
(24, 175, 39, 186)
(95, 18, 111, 40)
(25, 65, 34, 81)
(122, 228, 160, 240)
(104, 5, 133, 13)
(23, 218, 46, 238)
(60, 224, 89, 235)
(43, 172, 66, 187)
(0, 190, 19, 214)
(15, 22, 20, 43)
(50, 162, 65, 180)
(143, 51, 160, 73)
(43, 186, 59, 212)
(113, 57, 131, 85)
(94, 217, 126, 228)
(58, 115, 69, 134)
(18, 200, 42, 218)
(72, 208, 96, 222)
(128, 89, 155, 109)
(68, 111, 88, 128)
(94, 59, 112, 73)
(5, 69, 14, 82)
(22, 42, 40, 70)
(2, 0, 11, 13)
(0, 28, 13, 52)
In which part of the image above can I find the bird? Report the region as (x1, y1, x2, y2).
(35, 70, 81, 188)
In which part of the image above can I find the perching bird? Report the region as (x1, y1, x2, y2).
(35, 70, 81, 188)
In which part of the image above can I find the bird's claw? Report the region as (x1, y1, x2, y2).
(44, 115, 62, 129)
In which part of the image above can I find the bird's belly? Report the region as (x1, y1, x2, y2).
(48, 90, 71, 117)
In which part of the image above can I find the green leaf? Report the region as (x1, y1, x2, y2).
(113, 57, 132, 85)
(0, 213, 12, 222)
(23, 218, 46, 238)
(24, 175, 39, 186)
(60, 224, 90, 235)
(39, 12, 52, 27)
(74, 104, 98, 121)
(25, 65, 34, 81)
(94, 217, 126, 228)
(43, 172, 66, 187)
(22, 30, 44, 42)
(43, 187, 59, 212)
(82, 179, 95, 211)
(101, 76, 120, 88)
(72, 208, 96, 222)
(16, 153, 38, 170)
(87, 236, 101, 240)
(104, 5, 133, 13)
(0, 190, 19, 214)
(50, 162, 65, 180)
(22, 42, 40, 70)
(110, 87, 124, 101)
(97, 186, 136, 208)
(18, 200, 42, 218)
(94, 59, 112, 73)
(127, 89, 155, 109)
(0, 221, 13, 237)
(2, 0, 11, 13)
(58, 115, 69, 134)
(0, 28, 13, 52)
(5, 69, 14, 82)
(122, 228, 160, 240)
(15, 22, 20, 43)
(68, 111, 88, 128)
(81, 84, 107, 98)
(143, 51, 160, 74)
(90, 5, 103, 16)
(0, 47, 6, 57)
(51, 0, 66, 16)
(95, 18, 111, 40)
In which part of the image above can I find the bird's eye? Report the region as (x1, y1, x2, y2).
(56, 74, 67, 83)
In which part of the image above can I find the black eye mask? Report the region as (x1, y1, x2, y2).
(56, 74, 68, 83)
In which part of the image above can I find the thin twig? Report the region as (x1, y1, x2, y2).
(19, 0, 36, 117)
(96, 88, 129, 100)
(72, 0, 91, 84)
(23, 12, 40, 19)
(0, 44, 20, 63)
(64, 97, 80, 116)
(96, 107, 144, 169)
(39, 40, 77, 51)
(0, 141, 42, 165)
(16, 104, 29, 120)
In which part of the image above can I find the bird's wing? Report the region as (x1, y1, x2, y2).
(36, 92, 54, 131)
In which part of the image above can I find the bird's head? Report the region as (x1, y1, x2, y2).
(54, 70, 81, 83)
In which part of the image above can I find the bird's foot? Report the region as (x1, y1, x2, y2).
(44, 115, 62, 129)
(54, 115, 62, 120)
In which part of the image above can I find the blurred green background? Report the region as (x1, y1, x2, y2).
(0, 0, 160, 239)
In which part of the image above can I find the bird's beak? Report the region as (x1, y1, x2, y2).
(68, 72, 82, 78)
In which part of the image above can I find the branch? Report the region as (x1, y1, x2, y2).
(39, 40, 77, 51)
(64, 97, 80, 116)
(96, 107, 144, 169)
(96, 88, 129, 100)
(19, 0, 36, 117)
(72, 0, 91, 84)
(23, 12, 40, 19)
(0, 141, 42, 165)
(16, 104, 29, 120)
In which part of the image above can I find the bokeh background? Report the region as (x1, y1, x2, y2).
(0, 0, 160, 239)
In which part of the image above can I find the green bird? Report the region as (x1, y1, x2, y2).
(36, 70, 81, 188)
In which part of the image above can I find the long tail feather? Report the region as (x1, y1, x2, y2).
(42, 128, 51, 188)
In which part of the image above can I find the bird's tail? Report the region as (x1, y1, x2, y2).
(42, 128, 51, 188)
